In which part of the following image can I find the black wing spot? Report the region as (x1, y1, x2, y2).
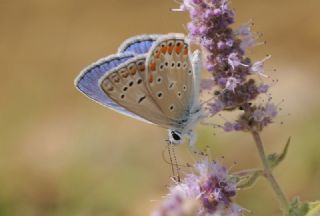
(138, 95, 146, 103)
(169, 104, 175, 111)
(169, 82, 175, 89)
(156, 76, 162, 84)
(137, 79, 142, 84)
(157, 91, 163, 98)
(183, 63, 187, 69)
(129, 81, 134, 87)
(123, 86, 128, 92)
(120, 94, 125, 99)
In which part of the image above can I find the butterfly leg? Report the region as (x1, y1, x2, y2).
(191, 49, 202, 74)
(186, 130, 197, 149)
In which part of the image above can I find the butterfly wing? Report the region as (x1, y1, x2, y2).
(75, 53, 154, 124)
(118, 35, 161, 55)
(99, 54, 178, 128)
(145, 34, 195, 122)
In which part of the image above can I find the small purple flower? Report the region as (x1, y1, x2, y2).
(264, 103, 278, 118)
(237, 102, 278, 132)
(217, 41, 226, 49)
(226, 77, 240, 92)
(204, 9, 216, 19)
(191, 0, 202, 4)
(226, 39, 234, 47)
(187, 22, 200, 37)
(253, 103, 278, 123)
(201, 79, 215, 91)
(253, 109, 266, 122)
(206, 62, 215, 72)
(257, 84, 269, 93)
(217, 77, 227, 86)
(190, 8, 201, 18)
(235, 24, 261, 51)
(228, 53, 247, 69)
(153, 159, 243, 216)
(209, 100, 225, 114)
(213, 8, 222, 16)
(251, 55, 271, 77)
(224, 122, 234, 132)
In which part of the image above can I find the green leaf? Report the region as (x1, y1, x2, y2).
(305, 201, 320, 216)
(234, 169, 264, 189)
(267, 137, 291, 169)
(288, 197, 309, 216)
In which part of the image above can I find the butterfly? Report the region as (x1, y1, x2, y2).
(74, 33, 204, 146)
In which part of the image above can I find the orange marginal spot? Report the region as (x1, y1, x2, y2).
(138, 64, 145, 72)
(161, 46, 168, 54)
(149, 62, 156, 71)
(155, 51, 161, 59)
(130, 68, 137, 75)
(149, 74, 154, 83)
(128, 65, 137, 75)
(168, 45, 174, 54)
(175, 45, 182, 54)
(120, 69, 129, 78)
(107, 86, 114, 92)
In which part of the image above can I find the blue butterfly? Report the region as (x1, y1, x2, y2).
(74, 33, 203, 146)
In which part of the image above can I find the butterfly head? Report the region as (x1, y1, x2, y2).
(168, 130, 183, 145)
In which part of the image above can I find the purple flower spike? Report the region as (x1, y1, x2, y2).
(153, 159, 243, 216)
(179, 0, 276, 132)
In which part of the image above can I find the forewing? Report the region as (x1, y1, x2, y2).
(118, 35, 161, 55)
(145, 34, 194, 121)
(99, 54, 178, 128)
(75, 53, 153, 124)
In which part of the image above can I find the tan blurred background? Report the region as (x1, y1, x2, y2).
(0, 0, 319, 215)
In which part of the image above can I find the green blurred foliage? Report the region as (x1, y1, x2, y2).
(0, 0, 319, 215)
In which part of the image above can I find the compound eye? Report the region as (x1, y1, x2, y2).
(171, 131, 181, 141)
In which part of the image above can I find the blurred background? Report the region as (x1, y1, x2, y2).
(0, 0, 319, 215)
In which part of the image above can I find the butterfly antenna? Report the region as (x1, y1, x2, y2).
(171, 144, 181, 182)
(162, 141, 191, 169)
(166, 141, 176, 181)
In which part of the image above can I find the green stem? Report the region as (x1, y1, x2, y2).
(251, 131, 290, 214)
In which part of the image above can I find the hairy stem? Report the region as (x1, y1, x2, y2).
(251, 131, 289, 214)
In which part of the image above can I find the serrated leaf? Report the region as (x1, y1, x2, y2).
(267, 137, 291, 168)
(235, 169, 264, 189)
(306, 201, 320, 216)
(289, 197, 309, 216)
